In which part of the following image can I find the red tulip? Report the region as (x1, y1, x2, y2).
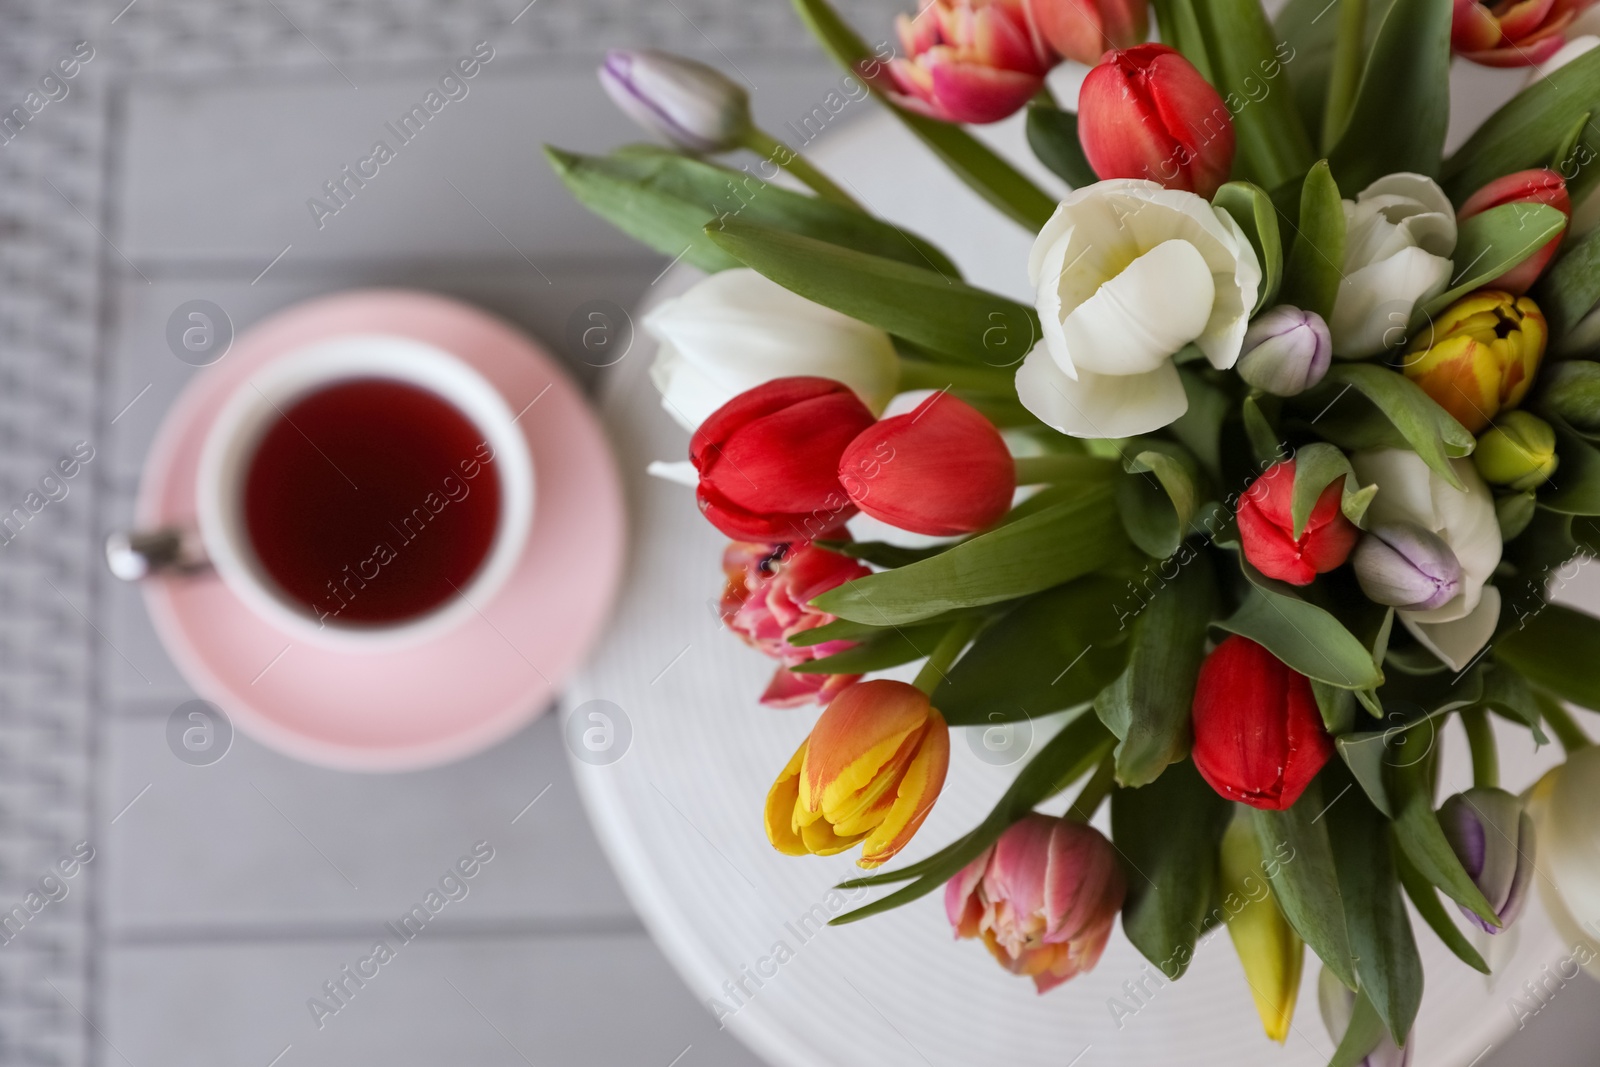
(838, 393, 1015, 536)
(1457, 169, 1571, 294)
(691, 377, 876, 542)
(1028, 0, 1148, 65)
(945, 814, 1125, 992)
(1191, 636, 1333, 810)
(1451, 0, 1580, 67)
(1237, 460, 1358, 586)
(1077, 44, 1235, 199)
(720, 541, 870, 707)
(885, 0, 1054, 125)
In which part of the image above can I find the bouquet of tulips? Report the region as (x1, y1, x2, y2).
(552, 0, 1600, 1058)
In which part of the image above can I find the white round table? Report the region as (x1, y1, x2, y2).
(567, 81, 1579, 1066)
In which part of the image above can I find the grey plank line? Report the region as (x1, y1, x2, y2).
(112, 253, 662, 280)
(108, 916, 647, 947)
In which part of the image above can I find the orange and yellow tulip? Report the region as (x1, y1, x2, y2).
(1402, 290, 1547, 433)
(764, 679, 950, 869)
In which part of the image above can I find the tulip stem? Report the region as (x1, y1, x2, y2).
(1067, 753, 1117, 824)
(914, 615, 982, 694)
(895, 358, 1015, 394)
(1537, 695, 1591, 753)
(1460, 707, 1500, 790)
(1014, 453, 1116, 485)
(741, 128, 863, 210)
(1322, 0, 1367, 151)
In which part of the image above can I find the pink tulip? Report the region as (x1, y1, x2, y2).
(945, 813, 1125, 992)
(1457, 169, 1571, 294)
(720, 541, 869, 707)
(886, 0, 1054, 125)
(1029, 0, 1148, 65)
(1451, 0, 1584, 67)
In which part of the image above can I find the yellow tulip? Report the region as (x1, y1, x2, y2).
(764, 679, 949, 869)
(1402, 290, 1547, 433)
(1218, 810, 1304, 1043)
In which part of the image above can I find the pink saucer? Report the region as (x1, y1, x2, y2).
(138, 290, 626, 771)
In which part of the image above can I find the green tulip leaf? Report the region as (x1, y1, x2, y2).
(1444, 47, 1600, 203)
(1215, 181, 1285, 312)
(789, 622, 951, 674)
(1288, 442, 1361, 539)
(1252, 776, 1358, 990)
(1150, 0, 1216, 81)
(544, 145, 959, 276)
(1297, 364, 1474, 488)
(1541, 362, 1600, 434)
(1189, 0, 1314, 190)
(811, 539, 951, 569)
(1477, 663, 1550, 745)
(1325, 0, 1452, 191)
(1394, 847, 1490, 975)
(1110, 760, 1233, 978)
(1215, 559, 1384, 689)
(1420, 202, 1567, 321)
(1494, 603, 1600, 711)
(1025, 104, 1097, 189)
(1327, 986, 1392, 1067)
(1118, 444, 1204, 559)
(1323, 768, 1424, 1043)
(1388, 756, 1500, 926)
(1496, 491, 1539, 542)
(1539, 416, 1600, 516)
(790, 0, 1055, 230)
(1279, 160, 1346, 321)
(707, 218, 1039, 365)
(933, 577, 1132, 726)
(1242, 394, 1286, 466)
(830, 711, 1114, 919)
(1095, 554, 1216, 786)
(813, 480, 1130, 625)
(1536, 227, 1600, 338)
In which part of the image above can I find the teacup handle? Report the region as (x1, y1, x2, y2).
(105, 527, 211, 581)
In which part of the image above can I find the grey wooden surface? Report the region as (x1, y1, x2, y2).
(0, 0, 1597, 1064)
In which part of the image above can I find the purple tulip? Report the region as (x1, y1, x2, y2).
(1319, 969, 1413, 1066)
(1352, 522, 1463, 611)
(1236, 305, 1333, 396)
(1439, 787, 1536, 934)
(598, 49, 750, 154)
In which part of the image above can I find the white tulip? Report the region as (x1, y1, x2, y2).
(1528, 745, 1600, 979)
(1350, 449, 1502, 670)
(1016, 179, 1261, 439)
(1330, 174, 1457, 360)
(643, 268, 899, 431)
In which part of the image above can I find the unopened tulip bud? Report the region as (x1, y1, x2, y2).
(945, 814, 1125, 992)
(1352, 522, 1464, 612)
(1319, 968, 1413, 1066)
(1402, 291, 1547, 433)
(1219, 812, 1303, 1043)
(1236, 306, 1332, 396)
(691, 377, 876, 542)
(838, 393, 1015, 536)
(1457, 170, 1570, 294)
(1237, 460, 1359, 586)
(598, 49, 752, 153)
(765, 679, 950, 869)
(1192, 636, 1334, 810)
(1028, 0, 1149, 65)
(1474, 411, 1559, 491)
(1077, 44, 1235, 198)
(1439, 787, 1535, 933)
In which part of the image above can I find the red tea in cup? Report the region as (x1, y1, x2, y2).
(242, 378, 502, 626)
